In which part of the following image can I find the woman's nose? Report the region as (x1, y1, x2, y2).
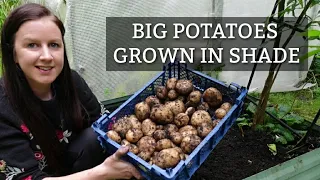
(39, 46, 53, 61)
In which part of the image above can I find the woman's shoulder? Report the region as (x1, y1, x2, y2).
(70, 69, 86, 85)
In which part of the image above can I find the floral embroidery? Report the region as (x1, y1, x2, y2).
(0, 160, 24, 180)
(34, 152, 44, 161)
(22, 175, 32, 180)
(20, 123, 33, 140)
(56, 130, 72, 143)
(56, 130, 63, 140)
(20, 124, 29, 133)
(34, 152, 47, 170)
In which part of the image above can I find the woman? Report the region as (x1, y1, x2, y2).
(0, 3, 141, 180)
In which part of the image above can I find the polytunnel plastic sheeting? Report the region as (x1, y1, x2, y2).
(55, 0, 218, 101)
(22, 0, 319, 101)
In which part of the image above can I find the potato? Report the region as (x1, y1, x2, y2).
(197, 102, 209, 111)
(177, 96, 186, 103)
(150, 104, 174, 124)
(185, 107, 196, 117)
(138, 151, 153, 161)
(128, 144, 139, 155)
(141, 119, 156, 136)
(167, 89, 178, 100)
(190, 110, 212, 127)
(174, 113, 189, 127)
(127, 115, 142, 130)
(137, 136, 156, 154)
(164, 124, 178, 134)
(106, 130, 121, 143)
(186, 91, 202, 107)
(172, 147, 186, 160)
(221, 102, 232, 112)
(212, 119, 221, 127)
(156, 86, 168, 100)
(169, 131, 183, 145)
(121, 139, 131, 146)
(197, 122, 214, 138)
(156, 125, 164, 130)
(175, 79, 193, 95)
(135, 102, 150, 121)
(112, 117, 132, 138)
(203, 87, 222, 108)
(166, 78, 178, 90)
(172, 147, 183, 155)
(179, 125, 198, 138)
(215, 108, 227, 119)
(153, 130, 167, 141)
(155, 139, 174, 151)
(145, 95, 160, 108)
(154, 148, 181, 169)
(120, 140, 139, 154)
(181, 135, 201, 154)
(165, 100, 185, 116)
(126, 128, 143, 143)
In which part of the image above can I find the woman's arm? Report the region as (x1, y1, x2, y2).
(43, 146, 142, 180)
(0, 119, 141, 180)
(0, 120, 50, 180)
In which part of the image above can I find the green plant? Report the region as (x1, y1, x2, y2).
(253, 0, 320, 127)
(0, 0, 22, 75)
(237, 100, 308, 145)
(0, 0, 21, 29)
(104, 88, 110, 97)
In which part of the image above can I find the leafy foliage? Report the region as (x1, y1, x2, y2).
(236, 100, 308, 145)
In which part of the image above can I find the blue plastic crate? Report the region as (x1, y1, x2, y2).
(92, 62, 247, 180)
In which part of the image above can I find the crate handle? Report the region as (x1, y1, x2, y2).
(229, 82, 241, 90)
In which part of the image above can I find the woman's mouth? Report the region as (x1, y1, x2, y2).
(36, 66, 53, 71)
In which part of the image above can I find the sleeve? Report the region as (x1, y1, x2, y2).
(71, 70, 102, 127)
(0, 120, 49, 180)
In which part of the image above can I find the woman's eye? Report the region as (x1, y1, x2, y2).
(27, 43, 37, 48)
(50, 43, 60, 48)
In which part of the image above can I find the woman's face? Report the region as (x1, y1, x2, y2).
(14, 16, 64, 89)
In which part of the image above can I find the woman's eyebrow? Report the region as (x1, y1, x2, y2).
(22, 37, 62, 42)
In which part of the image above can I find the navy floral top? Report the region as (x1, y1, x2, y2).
(0, 70, 103, 180)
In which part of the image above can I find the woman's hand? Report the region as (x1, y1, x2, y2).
(95, 146, 143, 180)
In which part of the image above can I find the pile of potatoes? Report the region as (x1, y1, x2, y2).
(106, 78, 232, 169)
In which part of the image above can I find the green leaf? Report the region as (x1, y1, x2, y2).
(266, 106, 278, 118)
(236, 117, 247, 122)
(255, 124, 265, 131)
(311, 0, 320, 7)
(265, 123, 276, 130)
(286, 0, 295, 6)
(298, 0, 303, 7)
(237, 121, 252, 128)
(278, 6, 293, 17)
(282, 131, 295, 142)
(299, 29, 320, 38)
(275, 135, 288, 144)
(277, 104, 291, 118)
(296, 130, 307, 136)
(283, 113, 304, 126)
(272, 127, 283, 134)
(267, 144, 277, 155)
(299, 49, 320, 61)
(246, 102, 256, 114)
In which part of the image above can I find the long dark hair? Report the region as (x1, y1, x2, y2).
(1, 3, 83, 175)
